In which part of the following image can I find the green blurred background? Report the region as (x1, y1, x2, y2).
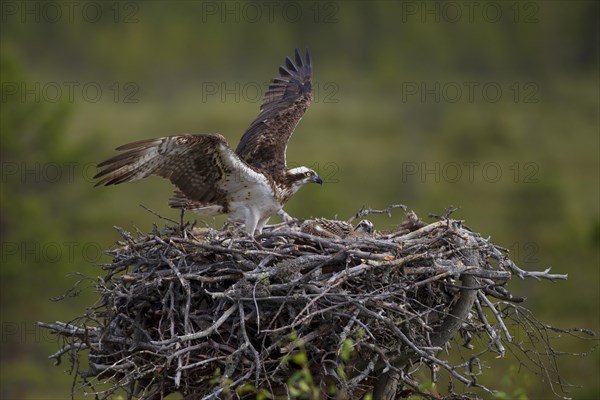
(1, 1, 598, 398)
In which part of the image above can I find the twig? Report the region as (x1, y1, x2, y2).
(37, 209, 591, 400)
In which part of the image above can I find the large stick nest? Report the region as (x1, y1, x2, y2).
(41, 207, 594, 399)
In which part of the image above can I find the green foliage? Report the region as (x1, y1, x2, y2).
(1, 48, 108, 397)
(339, 338, 354, 363)
(493, 389, 528, 400)
(236, 383, 274, 400)
(281, 339, 320, 399)
(223, 335, 370, 399)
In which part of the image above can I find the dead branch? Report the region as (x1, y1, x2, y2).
(39, 208, 594, 399)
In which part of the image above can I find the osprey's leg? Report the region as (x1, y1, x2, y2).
(243, 211, 260, 238)
(255, 217, 271, 236)
(179, 209, 185, 229)
(277, 209, 297, 224)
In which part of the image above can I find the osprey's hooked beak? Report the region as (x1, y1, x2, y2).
(312, 174, 323, 185)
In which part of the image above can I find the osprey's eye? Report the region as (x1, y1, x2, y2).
(305, 171, 313, 177)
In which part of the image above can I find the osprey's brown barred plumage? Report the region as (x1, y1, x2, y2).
(235, 48, 312, 177)
(301, 218, 374, 239)
(94, 49, 322, 236)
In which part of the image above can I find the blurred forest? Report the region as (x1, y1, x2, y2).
(1, 1, 598, 398)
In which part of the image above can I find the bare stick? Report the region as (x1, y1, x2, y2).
(37, 209, 591, 399)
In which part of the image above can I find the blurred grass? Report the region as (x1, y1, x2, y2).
(1, 1, 598, 398)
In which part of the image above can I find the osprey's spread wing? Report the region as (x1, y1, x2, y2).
(235, 48, 312, 175)
(94, 134, 271, 207)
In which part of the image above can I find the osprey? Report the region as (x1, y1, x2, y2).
(301, 218, 374, 239)
(94, 49, 322, 236)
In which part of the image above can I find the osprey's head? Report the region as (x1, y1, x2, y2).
(354, 219, 374, 236)
(280, 166, 322, 200)
(287, 166, 323, 187)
